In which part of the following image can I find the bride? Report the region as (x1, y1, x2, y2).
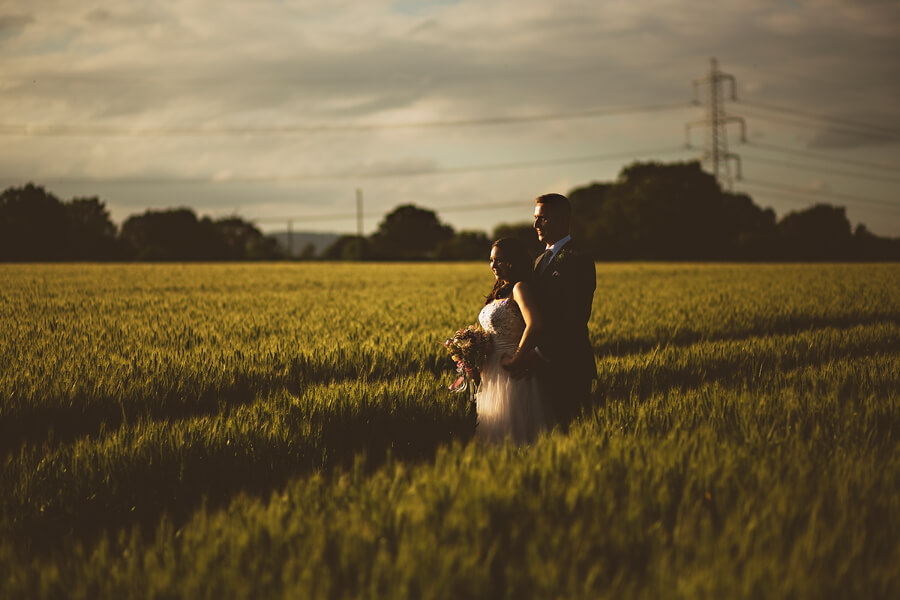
(475, 237, 548, 444)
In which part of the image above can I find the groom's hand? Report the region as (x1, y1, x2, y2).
(502, 350, 540, 379)
(500, 354, 526, 378)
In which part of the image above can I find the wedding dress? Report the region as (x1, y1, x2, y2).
(475, 297, 547, 444)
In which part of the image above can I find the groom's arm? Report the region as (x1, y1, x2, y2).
(535, 251, 594, 365)
(553, 248, 595, 332)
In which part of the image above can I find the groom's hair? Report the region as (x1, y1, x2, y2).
(535, 193, 571, 220)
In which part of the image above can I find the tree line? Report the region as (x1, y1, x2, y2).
(2, 161, 898, 262)
(0, 183, 282, 261)
(567, 162, 899, 261)
(323, 161, 899, 262)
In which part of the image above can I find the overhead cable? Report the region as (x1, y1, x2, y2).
(0, 103, 692, 137)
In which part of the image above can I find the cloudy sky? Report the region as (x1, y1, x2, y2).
(2, 0, 899, 237)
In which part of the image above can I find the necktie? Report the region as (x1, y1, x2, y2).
(536, 249, 553, 273)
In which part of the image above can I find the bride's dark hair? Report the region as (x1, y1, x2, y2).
(485, 237, 534, 304)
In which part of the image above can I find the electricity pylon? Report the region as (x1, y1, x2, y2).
(685, 58, 747, 191)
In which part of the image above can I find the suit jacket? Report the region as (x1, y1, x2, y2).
(532, 240, 597, 383)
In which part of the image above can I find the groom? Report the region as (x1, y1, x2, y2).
(508, 193, 597, 426)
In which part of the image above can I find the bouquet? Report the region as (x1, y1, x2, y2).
(443, 325, 492, 393)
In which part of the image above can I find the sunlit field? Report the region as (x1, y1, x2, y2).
(2, 262, 899, 599)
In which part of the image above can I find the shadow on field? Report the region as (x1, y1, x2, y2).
(578, 313, 900, 420)
(593, 313, 899, 358)
(4, 386, 477, 556)
(0, 348, 450, 455)
(0, 380, 250, 456)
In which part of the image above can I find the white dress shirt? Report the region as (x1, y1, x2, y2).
(544, 234, 572, 263)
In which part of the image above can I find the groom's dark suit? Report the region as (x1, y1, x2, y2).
(532, 240, 596, 425)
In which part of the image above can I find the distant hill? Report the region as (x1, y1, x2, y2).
(267, 231, 340, 257)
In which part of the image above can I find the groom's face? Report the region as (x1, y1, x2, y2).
(533, 203, 566, 245)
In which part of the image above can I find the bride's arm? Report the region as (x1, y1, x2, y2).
(502, 281, 542, 372)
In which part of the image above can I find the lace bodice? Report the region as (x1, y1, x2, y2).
(478, 298, 524, 355)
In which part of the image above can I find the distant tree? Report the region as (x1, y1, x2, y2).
(322, 235, 369, 260)
(491, 223, 541, 259)
(214, 217, 257, 259)
(714, 192, 778, 260)
(563, 162, 782, 260)
(369, 204, 453, 260)
(121, 208, 228, 261)
(65, 196, 122, 260)
(605, 161, 728, 260)
(297, 242, 317, 260)
(213, 217, 283, 260)
(568, 183, 613, 259)
(246, 235, 284, 260)
(778, 204, 852, 261)
(434, 230, 492, 260)
(852, 225, 900, 261)
(0, 183, 68, 261)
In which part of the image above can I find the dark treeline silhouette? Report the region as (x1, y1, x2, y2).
(0, 183, 282, 261)
(321, 204, 492, 261)
(3, 163, 898, 262)
(321, 161, 899, 261)
(565, 161, 899, 261)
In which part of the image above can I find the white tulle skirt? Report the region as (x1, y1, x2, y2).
(475, 351, 548, 444)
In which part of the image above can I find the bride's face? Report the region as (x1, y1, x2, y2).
(490, 246, 511, 281)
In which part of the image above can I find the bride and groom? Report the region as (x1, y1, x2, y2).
(475, 193, 596, 443)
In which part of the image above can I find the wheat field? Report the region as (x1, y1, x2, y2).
(2, 262, 898, 599)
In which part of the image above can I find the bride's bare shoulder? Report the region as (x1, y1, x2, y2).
(512, 280, 539, 305)
(512, 280, 534, 294)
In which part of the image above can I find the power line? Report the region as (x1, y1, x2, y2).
(736, 182, 900, 217)
(738, 107, 897, 142)
(745, 141, 900, 172)
(741, 177, 899, 211)
(259, 175, 900, 229)
(2, 60, 681, 87)
(742, 65, 869, 96)
(0, 102, 691, 137)
(740, 152, 900, 184)
(413, 199, 527, 214)
(734, 186, 830, 208)
(254, 174, 900, 227)
(253, 212, 372, 224)
(3, 146, 691, 184)
(388, 147, 691, 177)
(252, 199, 533, 225)
(741, 98, 900, 137)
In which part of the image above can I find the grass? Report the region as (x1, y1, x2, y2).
(1, 262, 898, 599)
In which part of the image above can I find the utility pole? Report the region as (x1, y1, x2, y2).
(287, 219, 293, 258)
(356, 189, 363, 237)
(685, 58, 747, 190)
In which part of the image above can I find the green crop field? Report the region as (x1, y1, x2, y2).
(2, 262, 899, 599)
